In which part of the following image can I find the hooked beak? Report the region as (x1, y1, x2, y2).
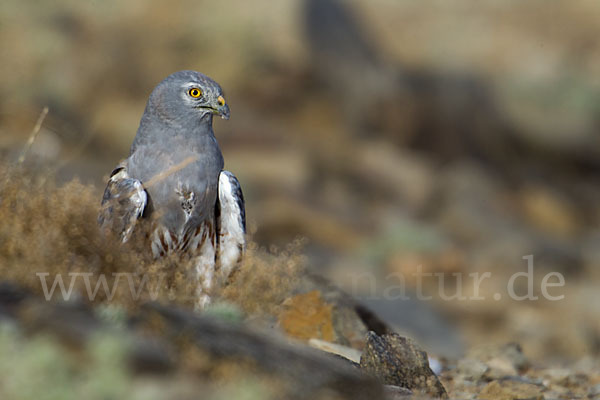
(215, 95, 230, 120)
(197, 95, 230, 120)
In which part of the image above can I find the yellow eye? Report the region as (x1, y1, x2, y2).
(188, 88, 202, 98)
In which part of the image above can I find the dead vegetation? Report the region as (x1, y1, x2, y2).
(0, 161, 304, 316)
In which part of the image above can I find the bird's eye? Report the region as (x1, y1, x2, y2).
(188, 88, 202, 98)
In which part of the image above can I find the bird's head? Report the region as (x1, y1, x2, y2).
(147, 70, 230, 125)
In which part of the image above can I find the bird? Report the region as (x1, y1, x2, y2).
(98, 70, 246, 310)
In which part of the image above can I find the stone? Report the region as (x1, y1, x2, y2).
(485, 356, 519, 379)
(383, 385, 413, 399)
(478, 380, 544, 400)
(457, 358, 489, 381)
(139, 302, 385, 399)
(279, 290, 335, 342)
(308, 338, 362, 363)
(0, 282, 386, 400)
(360, 331, 448, 398)
(469, 343, 529, 373)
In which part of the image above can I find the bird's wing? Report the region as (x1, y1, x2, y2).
(216, 170, 246, 279)
(98, 161, 147, 243)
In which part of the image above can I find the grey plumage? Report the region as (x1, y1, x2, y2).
(99, 70, 245, 309)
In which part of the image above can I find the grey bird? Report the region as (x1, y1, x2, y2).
(98, 70, 246, 309)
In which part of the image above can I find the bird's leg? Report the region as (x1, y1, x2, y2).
(193, 232, 216, 311)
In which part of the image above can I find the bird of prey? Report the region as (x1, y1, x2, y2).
(98, 70, 246, 309)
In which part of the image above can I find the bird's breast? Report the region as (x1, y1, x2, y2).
(128, 137, 223, 237)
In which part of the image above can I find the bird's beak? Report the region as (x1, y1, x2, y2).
(215, 95, 230, 120)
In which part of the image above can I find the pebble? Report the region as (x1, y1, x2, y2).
(478, 380, 544, 400)
(457, 358, 489, 381)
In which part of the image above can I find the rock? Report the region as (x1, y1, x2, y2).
(383, 385, 413, 399)
(556, 372, 589, 390)
(478, 380, 544, 400)
(292, 273, 392, 351)
(485, 357, 519, 380)
(0, 282, 31, 317)
(457, 358, 489, 381)
(128, 337, 174, 374)
(1, 287, 175, 376)
(18, 298, 105, 346)
(279, 290, 335, 342)
(308, 338, 362, 363)
(0, 281, 387, 400)
(543, 368, 570, 382)
(139, 302, 385, 399)
(469, 343, 530, 374)
(360, 331, 448, 398)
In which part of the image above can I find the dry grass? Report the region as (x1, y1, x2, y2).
(0, 159, 309, 399)
(0, 161, 151, 306)
(0, 160, 304, 316)
(222, 240, 306, 317)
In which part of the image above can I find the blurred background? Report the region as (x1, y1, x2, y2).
(1, 0, 599, 364)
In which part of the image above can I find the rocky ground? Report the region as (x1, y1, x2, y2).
(1, 262, 599, 399)
(0, 166, 598, 399)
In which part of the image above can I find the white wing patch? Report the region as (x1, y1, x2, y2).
(216, 170, 246, 280)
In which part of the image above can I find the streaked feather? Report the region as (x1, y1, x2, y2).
(98, 162, 147, 243)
